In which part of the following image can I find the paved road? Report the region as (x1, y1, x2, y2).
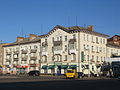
(0, 76, 119, 90)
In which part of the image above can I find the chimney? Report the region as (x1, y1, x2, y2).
(29, 34, 37, 40)
(17, 37, 24, 42)
(87, 25, 94, 31)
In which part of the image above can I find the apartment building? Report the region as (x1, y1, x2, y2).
(39, 25, 108, 75)
(3, 25, 120, 75)
(107, 35, 120, 46)
(3, 34, 41, 74)
(106, 35, 120, 58)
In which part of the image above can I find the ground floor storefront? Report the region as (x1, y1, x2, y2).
(2, 62, 102, 76)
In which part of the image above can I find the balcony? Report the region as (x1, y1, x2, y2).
(6, 59, 11, 62)
(13, 58, 19, 61)
(41, 52, 48, 56)
(30, 56, 37, 60)
(13, 50, 19, 54)
(41, 60, 47, 63)
(71, 60, 76, 62)
(6, 51, 12, 55)
(29, 64, 37, 67)
(42, 42, 48, 46)
(21, 57, 28, 61)
(30, 49, 37, 53)
(53, 41, 62, 46)
(54, 50, 62, 55)
(69, 49, 76, 54)
(69, 39, 76, 44)
(21, 50, 28, 54)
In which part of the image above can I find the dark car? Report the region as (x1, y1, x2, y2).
(77, 72, 84, 78)
(28, 70, 40, 76)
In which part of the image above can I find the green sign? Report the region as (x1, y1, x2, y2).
(81, 52, 84, 62)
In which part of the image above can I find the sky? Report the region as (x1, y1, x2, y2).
(0, 0, 120, 43)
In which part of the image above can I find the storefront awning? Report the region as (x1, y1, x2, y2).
(42, 65, 48, 69)
(69, 65, 77, 69)
(61, 65, 68, 69)
(48, 65, 55, 69)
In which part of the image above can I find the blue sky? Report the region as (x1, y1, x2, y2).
(0, 0, 120, 43)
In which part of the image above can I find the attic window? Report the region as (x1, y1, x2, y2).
(73, 34, 76, 39)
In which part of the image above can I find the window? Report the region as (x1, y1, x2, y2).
(65, 45, 67, 51)
(97, 56, 99, 61)
(57, 56, 59, 61)
(45, 38, 47, 42)
(87, 35, 89, 41)
(103, 39, 105, 44)
(60, 36, 62, 41)
(73, 54, 76, 61)
(100, 47, 102, 52)
(65, 55, 67, 61)
(69, 44, 75, 49)
(91, 46, 94, 52)
(96, 46, 99, 52)
(84, 34, 85, 41)
(34, 45, 38, 49)
(87, 55, 89, 61)
(52, 37, 54, 42)
(57, 37, 59, 41)
(30, 46, 31, 49)
(92, 55, 94, 61)
(65, 36, 67, 41)
(96, 37, 99, 43)
(87, 45, 89, 50)
(100, 38, 102, 43)
(103, 48, 105, 53)
(91, 36, 93, 42)
(101, 57, 102, 61)
(73, 34, 76, 39)
(84, 44, 86, 50)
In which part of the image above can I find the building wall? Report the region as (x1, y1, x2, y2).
(3, 26, 120, 75)
(106, 45, 120, 58)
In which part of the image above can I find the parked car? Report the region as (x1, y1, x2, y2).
(77, 72, 84, 78)
(28, 70, 40, 76)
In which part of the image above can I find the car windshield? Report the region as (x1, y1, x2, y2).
(67, 70, 74, 73)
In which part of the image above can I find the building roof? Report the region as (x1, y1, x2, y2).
(107, 43, 120, 48)
(3, 25, 109, 47)
(3, 37, 41, 47)
(39, 25, 109, 38)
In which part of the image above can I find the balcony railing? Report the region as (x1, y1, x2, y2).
(41, 52, 48, 56)
(69, 49, 76, 54)
(21, 50, 28, 54)
(41, 60, 47, 63)
(30, 49, 37, 53)
(54, 50, 62, 55)
(13, 58, 19, 61)
(69, 39, 76, 44)
(42, 42, 48, 46)
(29, 64, 37, 67)
(30, 56, 37, 60)
(71, 60, 76, 62)
(6, 51, 12, 55)
(13, 50, 19, 54)
(21, 57, 28, 61)
(53, 41, 62, 46)
(6, 59, 11, 62)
